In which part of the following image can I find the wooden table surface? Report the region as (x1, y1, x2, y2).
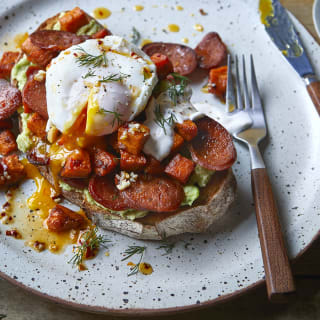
(1, 1, 319, 319)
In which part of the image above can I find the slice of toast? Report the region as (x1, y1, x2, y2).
(38, 165, 236, 240)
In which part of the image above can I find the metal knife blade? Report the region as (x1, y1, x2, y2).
(260, 0, 315, 79)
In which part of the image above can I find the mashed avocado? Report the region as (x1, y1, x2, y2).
(182, 185, 200, 206)
(189, 165, 215, 188)
(11, 54, 34, 91)
(77, 19, 102, 36)
(52, 12, 66, 31)
(16, 112, 33, 152)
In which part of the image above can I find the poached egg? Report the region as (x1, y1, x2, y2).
(45, 36, 158, 136)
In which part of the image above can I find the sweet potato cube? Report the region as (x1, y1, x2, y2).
(93, 149, 118, 176)
(27, 112, 47, 140)
(47, 204, 86, 232)
(120, 150, 147, 172)
(170, 132, 184, 153)
(164, 154, 195, 184)
(60, 149, 91, 178)
(118, 122, 150, 155)
(144, 156, 164, 175)
(150, 53, 173, 79)
(209, 66, 228, 98)
(0, 130, 17, 155)
(0, 51, 20, 79)
(175, 120, 198, 141)
(59, 7, 89, 33)
(0, 154, 25, 185)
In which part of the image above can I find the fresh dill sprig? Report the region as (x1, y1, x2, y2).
(156, 242, 175, 255)
(75, 46, 107, 68)
(132, 27, 141, 45)
(167, 73, 190, 106)
(68, 227, 111, 267)
(82, 69, 96, 79)
(99, 73, 130, 83)
(154, 104, 177, 135)
(97, 109, 124, 127)
(121, 245, 146, 276)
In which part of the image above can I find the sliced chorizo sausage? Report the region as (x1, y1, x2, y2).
(88, 175, 128, 211)
(22, 76, 48, 119)
(195, 32, 228, 69)
(89, 174, 184, 212)
(122, 174, 184, 212)
(188, 117, 236, 171)
(142, 42, 197, 76)
(29, 30, 90, 51)
(0, 79, 22, 120)
(0, 51, 21, 79)
(21, 37, 59, 67)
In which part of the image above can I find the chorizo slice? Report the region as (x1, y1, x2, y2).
(88, 175, 128, 211)
(21, 37, 59, 67)
(47, 204, 86, 232)
(122, 174, 184, 212)
(0, 51, 21, 79)
(22, 76, 48, 119)
(142, 42, 197, 76)
(189, 117, 236, 171)
(195, 32, 228, 69)
(29, 30, 90, 51)
(0, 79, 22, 120)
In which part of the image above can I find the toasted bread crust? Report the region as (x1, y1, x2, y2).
(38, 164, 236, 240)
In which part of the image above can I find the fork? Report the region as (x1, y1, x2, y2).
(226, 54, 295, 302)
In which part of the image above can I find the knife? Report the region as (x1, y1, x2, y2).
(259, 0, 320, 116)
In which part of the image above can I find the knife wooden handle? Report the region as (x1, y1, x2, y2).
(251, 168, 296, 302)
(306, 81, 320, 116)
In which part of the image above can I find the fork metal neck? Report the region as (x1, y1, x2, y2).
(248, 144, 266, 169)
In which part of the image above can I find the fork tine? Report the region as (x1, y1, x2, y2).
(226, 54, 236, 113)
(235, 55, 244, 110)
(242, 55, 251, 110)
(250, 55, 263, 110)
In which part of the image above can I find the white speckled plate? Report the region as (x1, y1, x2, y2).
(0, 0, 320, 315)
(313, 0, 320, 38)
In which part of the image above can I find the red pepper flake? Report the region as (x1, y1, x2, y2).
(1, 212, 6, 217)
(8, 216, 13, 221)
(6, 229, 21, 239)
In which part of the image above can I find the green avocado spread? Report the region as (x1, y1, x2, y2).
(77, 19, 102, 36)
(16, 112, 33, 153)
(11, 54, 34, 91)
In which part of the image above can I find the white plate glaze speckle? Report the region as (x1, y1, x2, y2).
(0, 0, 320, 315)
(313, 0, 320, 38)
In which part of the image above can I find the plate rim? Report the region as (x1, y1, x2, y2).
(313, 0, 320, 39)
(1, 229, 319, 316)
(1, 4, 320, 316)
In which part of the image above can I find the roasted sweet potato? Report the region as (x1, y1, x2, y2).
(59, 7, 89, 33)
(60, 149, 91, 178)
(93, 149, 118, 176)
(0, 51, 20, 79)
(120, 150, 147, 172)
(208, 65, 228, 98)
(47, 204, 86, 232)
(170, 132, 184, 153)
(175, 120, 198, 141)
(144, 156, 164, 175)
(27, 112, 47, 140)
(0, 130, 17, 155)
(150, 53, 173, 79)
(0, 154, 25, 185)
(91, 28, 111, 39)
(164, 153, 195, 184)
(118, 122, 150, 155)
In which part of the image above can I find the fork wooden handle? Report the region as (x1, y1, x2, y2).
(306, 81, 320, 116)
(251, 168, 296, 302)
